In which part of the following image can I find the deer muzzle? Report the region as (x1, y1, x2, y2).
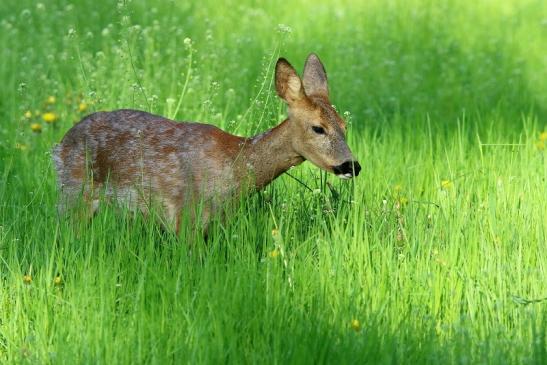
(333, 160, 361, 179)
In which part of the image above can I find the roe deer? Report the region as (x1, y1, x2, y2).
(52, 53, 361, 236)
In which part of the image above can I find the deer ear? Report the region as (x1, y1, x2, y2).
(275, 58, 305, 105)
(303, 53, 328, 98)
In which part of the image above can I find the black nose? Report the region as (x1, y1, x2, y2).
(333, 161, 361, 177)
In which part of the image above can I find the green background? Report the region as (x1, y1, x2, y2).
(0, 0, 546, 363)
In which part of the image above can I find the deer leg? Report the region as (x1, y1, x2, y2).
(173, 203, 213, 243)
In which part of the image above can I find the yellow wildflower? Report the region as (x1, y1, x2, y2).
(441, 180, 453, 190)
(30, 123, 42, 133)
(23, 275, 32, 284)
(78, 102, 88, 112)
(46, 96, 56, 104)
(540, 131, 547, 142)
(54, 276, 63, 286)
(268, 249, 279, 259)
(351, 319, 361, 332)
(24, 110, 32, 119)
(398, 196, 408, 206)
(42, 112, 57, 123)
(271, 229, 279, 238)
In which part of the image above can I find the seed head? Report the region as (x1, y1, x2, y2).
(15, 143, 28, 151)
(276, 24, 292, 34)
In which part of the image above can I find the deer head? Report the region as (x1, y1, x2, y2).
(275, 53, 361, 179)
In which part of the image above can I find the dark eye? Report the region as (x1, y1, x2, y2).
(312, 126, 325, 135)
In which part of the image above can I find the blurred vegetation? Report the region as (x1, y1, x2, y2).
(0, 0, 545, 363)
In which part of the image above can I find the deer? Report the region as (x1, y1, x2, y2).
(52, 53, 361, 238)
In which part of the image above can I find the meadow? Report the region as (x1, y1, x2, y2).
(0, 0, 546, 363)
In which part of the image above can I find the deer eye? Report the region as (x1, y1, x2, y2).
(312, 126, 325, 135)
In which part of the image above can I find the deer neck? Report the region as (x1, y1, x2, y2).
(239, 119, 304, 190)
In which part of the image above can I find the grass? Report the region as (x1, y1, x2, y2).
(1, 0, 546, 363)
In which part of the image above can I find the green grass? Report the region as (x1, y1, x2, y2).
(1, 0, 546, 363)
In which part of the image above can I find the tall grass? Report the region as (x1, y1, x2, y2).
(0, 0, 546, 363)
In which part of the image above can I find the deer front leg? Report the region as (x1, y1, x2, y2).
(173, 202, 213, 242)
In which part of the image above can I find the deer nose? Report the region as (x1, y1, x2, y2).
(333, 161, 361, 178)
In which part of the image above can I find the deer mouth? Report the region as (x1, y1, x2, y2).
(332, 161, 361, 179)
(337, 173, 354, 180)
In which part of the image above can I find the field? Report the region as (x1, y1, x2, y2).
(1, 0, 546, 363)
